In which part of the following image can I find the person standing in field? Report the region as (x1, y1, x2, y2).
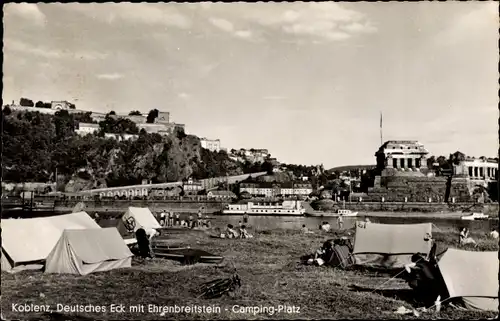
(159, 211, 167, 227)
(197, 210, 203, 227)
(188, 213, 194, 228)
(168, 211, 174, 227)
(175, 212, 180, 226)
(243, 213, 249, 224)
(337, 215, 344, 230)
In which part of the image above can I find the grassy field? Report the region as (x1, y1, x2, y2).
(1, 226, 498, 320)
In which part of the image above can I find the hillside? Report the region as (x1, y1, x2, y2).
(1, 108, 244, 192)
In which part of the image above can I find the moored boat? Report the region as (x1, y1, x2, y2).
(461, 212, 489, 220)
(218, 199, 305, 216)
(306, 209, 358, 217)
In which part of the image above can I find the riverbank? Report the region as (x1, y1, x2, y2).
(313, 201, 498, 216)
(1, 226, 497, 320)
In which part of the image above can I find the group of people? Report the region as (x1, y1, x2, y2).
(458, 227, 499, 247)
(158, 211, 211, 229)
(220, 222, 253, 239)
(158, 211, 179, 227)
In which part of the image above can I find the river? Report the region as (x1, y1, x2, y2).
(3, 209, 496, 232)
(97, 212, 497, 232)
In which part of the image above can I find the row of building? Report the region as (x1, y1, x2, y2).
(239, 181, 313, 198)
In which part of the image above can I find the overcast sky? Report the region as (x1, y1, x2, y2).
(3, 2, 499, 168)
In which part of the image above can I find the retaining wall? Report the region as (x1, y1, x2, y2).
(54, 199, 229, 213)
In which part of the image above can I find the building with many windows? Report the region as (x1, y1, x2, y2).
(75, 122, 99, 136)
(104, 133, 138, 141)
(182, 177, 203, 195)
(454, 156, 498, 187)
(239, 181, 313, 198)
(375, 140, 429, 176)
(200, 138, 221, 152)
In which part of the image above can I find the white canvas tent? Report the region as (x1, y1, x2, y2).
(117, 207, 161, 236)
(352, 222, 433, 269)
(1, 212, 100, 272)
(438, 249, 498, 312)
(45, 228, 133, 275)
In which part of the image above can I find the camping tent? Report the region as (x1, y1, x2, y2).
(437, 249, 498, 312)
(1, 212, 100, 272)
(45, 228, 133, 275)
(352, 222, 433, 269)
(117, 207, 161, 236)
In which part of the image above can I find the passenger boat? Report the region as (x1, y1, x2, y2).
(461, 212, 489, 220)
(306, 209, 359, 217)
(219, 200, 305, 216)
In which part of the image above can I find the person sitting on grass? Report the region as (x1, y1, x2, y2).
(224, 224, 239, 239)
(489, 228, 499, 239)
(459, 227, 477, 247)
(239, 225, 253, 239)
(307, 240, 334, 266)
(301, 224, 314, 234)
(320, 222, 331, 232)
(205, 216, 212, 228)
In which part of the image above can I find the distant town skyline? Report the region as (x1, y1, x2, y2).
(3, 2, 498, 168)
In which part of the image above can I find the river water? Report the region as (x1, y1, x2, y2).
(97, 211, 497, 232)
(4, 209, 496, 232)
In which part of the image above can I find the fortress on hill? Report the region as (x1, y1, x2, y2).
(364, 140, 497, 203)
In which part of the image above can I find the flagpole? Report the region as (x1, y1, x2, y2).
(380, 112, 383, 145)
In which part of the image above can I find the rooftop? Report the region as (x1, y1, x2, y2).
(77, 122, 100, 128)
(376, 140, 429, 156)
(240, 181, 312, 188)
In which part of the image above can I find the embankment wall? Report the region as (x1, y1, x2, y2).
(54, 199, 228, 214)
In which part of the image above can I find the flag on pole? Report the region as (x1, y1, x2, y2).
(380, 112, 382, 128)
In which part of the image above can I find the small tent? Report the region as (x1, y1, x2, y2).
(437, 249, 498, 312)
(45, 228, 133, 275)
(117, 207, 161, 236)
(352, 222, 433, 269)
(1, 212, 100, 272)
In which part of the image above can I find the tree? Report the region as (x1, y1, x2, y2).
(146, 109, 159, 123)
(427, 156, 436, 169)
(129, 110, 142, 116)
(3, 106, 12, 116)
(54, 110, 75, 139)
(109, 111, 116, 115)
(69, 103, 76, 109)
(35, 101, 44, 108)
(100, 114, 140, 135)
(73, 112, 94, 124)
(262, 160, 274, 175)
(20, 98, 34, 107)
(450, 151, 466, 165)
(43, 102, 52, 109)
